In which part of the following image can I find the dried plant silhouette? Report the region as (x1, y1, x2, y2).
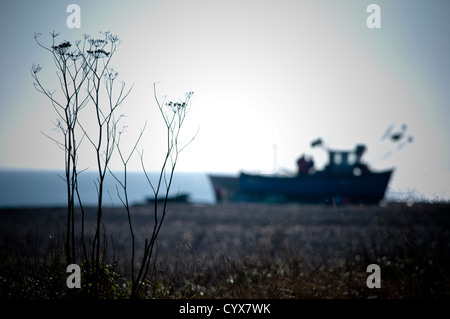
(31, 31, 195, 298)
(111, 83, 195, 298)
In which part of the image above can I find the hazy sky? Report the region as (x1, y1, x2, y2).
(1, 0, 449, 199)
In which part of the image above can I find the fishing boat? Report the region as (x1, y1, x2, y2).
(209, 140, 393, 204)
(145, 193, 190, 204)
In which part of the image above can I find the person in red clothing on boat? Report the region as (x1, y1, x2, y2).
(297, 154, 314, 176)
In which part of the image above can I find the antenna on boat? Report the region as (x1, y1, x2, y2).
(273, 143, 278, 173)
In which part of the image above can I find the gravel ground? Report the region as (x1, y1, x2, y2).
(1, 202, 449, 272)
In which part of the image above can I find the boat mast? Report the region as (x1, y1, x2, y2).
(273, 143, 278, 173)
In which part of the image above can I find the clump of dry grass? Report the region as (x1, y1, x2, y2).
(153, 243, 449, 299)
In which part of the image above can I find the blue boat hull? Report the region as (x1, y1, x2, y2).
(210, 170, 393, 204)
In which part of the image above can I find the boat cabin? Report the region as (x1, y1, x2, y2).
(325, 144, 368, 175)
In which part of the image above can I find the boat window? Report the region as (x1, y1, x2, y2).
(334, 153, 342, 165)
(348, 153, 356, 165)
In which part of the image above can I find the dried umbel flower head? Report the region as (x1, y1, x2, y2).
(166, 101, 187, 112)
(68, 51, 82, 61)
(108, 34, 120, 43)
(186, 91, 194, 99)
(52, 41, 72, 55)
(87, 49, 110, 58)
(165, 91, 194, 113)
(32, 63, 42, 74)
(105, 67, 119, 81)
(88, 38, 108, 48)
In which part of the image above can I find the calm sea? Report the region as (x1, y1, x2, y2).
(0, 170, 215, 208)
